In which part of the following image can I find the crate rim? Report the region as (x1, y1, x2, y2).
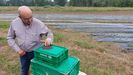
(34, 44, 68, 57)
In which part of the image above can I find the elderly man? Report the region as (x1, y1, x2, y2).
(7, 6, 53, 75)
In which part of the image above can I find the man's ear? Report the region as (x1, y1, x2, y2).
(19, 16, 21, 18)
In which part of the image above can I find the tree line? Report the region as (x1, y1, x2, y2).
(70, 0, 133, 7)
(1, 0, 133, 7)
(0, 0, 67, 6)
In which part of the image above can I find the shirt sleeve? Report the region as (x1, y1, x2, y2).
(40, 22, 54, 43)
(7, 23, 21, 52)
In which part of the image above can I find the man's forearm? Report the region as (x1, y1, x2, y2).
(7, 38, 20, 52)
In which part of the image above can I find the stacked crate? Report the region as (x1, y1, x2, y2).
(31, 44, 80, 75)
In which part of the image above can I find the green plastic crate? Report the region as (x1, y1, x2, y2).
(34, 44, 68, 67)
(31, 56, 80, 75)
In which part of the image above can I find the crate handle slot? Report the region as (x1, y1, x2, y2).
(41, 44, 52, 49)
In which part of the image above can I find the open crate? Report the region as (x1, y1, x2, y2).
(34, 44, 68, 67)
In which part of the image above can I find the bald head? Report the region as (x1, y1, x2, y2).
(18, 6, 32, 17)
(18, 6, 33, 25)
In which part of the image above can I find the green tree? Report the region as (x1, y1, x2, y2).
(0, 0, 4, 6)
(54, 0, 67, 6)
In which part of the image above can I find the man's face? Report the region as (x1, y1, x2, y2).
(20, 15, 32, 25)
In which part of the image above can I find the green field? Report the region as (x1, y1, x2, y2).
(0, 6, 133, 13)
(1, 21, 133, 75)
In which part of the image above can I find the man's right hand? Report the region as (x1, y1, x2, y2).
(18, 50, 26, 56)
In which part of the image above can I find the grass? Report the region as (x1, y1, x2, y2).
(128, 43, 133, 47)
(0, 21, 133, 75)
(0, 21, 21, 75)
(74, 40, 96, 49)
(87, 67, 116, 75)
(52, 28, 130, 75)
(0, 21, 9, 45)
(0, 37, 7, 45)
(0, 21, 10, 29)
(0, 46, 20, 75)
(54, 32, 65, 42)
(0, 6, 133, 13)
